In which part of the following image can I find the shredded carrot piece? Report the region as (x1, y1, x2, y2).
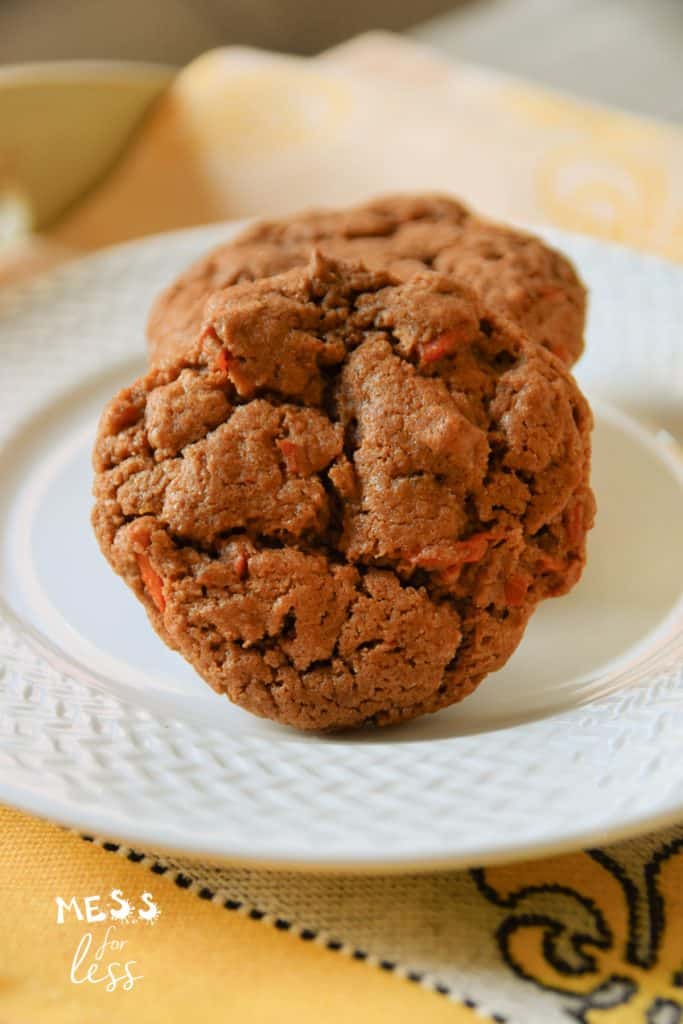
(277, 438, 301, 475)
(212, 344, 253, 395)
(537, 553, 565, 573)
(412, 530, 500, 580)
(419, 329, 463, 364)
(504, 574, 529, 607)
(214, 347, 232, 375)
(200, 323, 219, 341)
(136, 553, 165, 613)
(234, 551, 249, 580)
(454, 534, 491, 564)
(565, 503, 584, 546)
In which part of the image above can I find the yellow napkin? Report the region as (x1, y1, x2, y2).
(2, 33, 683, 1024)
(52, 34, 683, 261)
(0, 806, 470, 1024)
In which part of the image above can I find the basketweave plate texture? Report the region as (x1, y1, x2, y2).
(0, 222, 682, 871)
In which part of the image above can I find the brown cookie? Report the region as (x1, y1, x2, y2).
(95, 254, 594, 732)
(147, 194, 586, 368)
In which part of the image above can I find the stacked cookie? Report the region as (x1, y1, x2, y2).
(92, 195, 595, 731)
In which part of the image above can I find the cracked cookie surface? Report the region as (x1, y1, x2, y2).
(94, 254, 594, 731)
(147, 193, 586, 369)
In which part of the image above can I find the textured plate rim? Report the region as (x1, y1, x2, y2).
(4, 775, 683, 873)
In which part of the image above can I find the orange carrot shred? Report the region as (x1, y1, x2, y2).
(566, 503, 584, 546)
(504, 574, 529, 607)
(419, 330, 462, 365)
(234, 551, 249, 580)
(200, 323, 220, 343)
(213, 345, 253, 395)
(537, 553, 565, 573)
(412, 529, 500, 580)
(277, 439, 301, 475)
(452, 534, 491, 564)
(215, 347, 232, 375)
(136, 553, 165, 613)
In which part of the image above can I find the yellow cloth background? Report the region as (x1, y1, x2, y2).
(0, 807, 473, 1023)
(1, 33, 682, 1023)
(52, 34, 683, 261)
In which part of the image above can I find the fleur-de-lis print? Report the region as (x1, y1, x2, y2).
(472, 835, 683, 1022)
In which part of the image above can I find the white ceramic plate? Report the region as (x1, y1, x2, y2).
(0, 223, 682, 869)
